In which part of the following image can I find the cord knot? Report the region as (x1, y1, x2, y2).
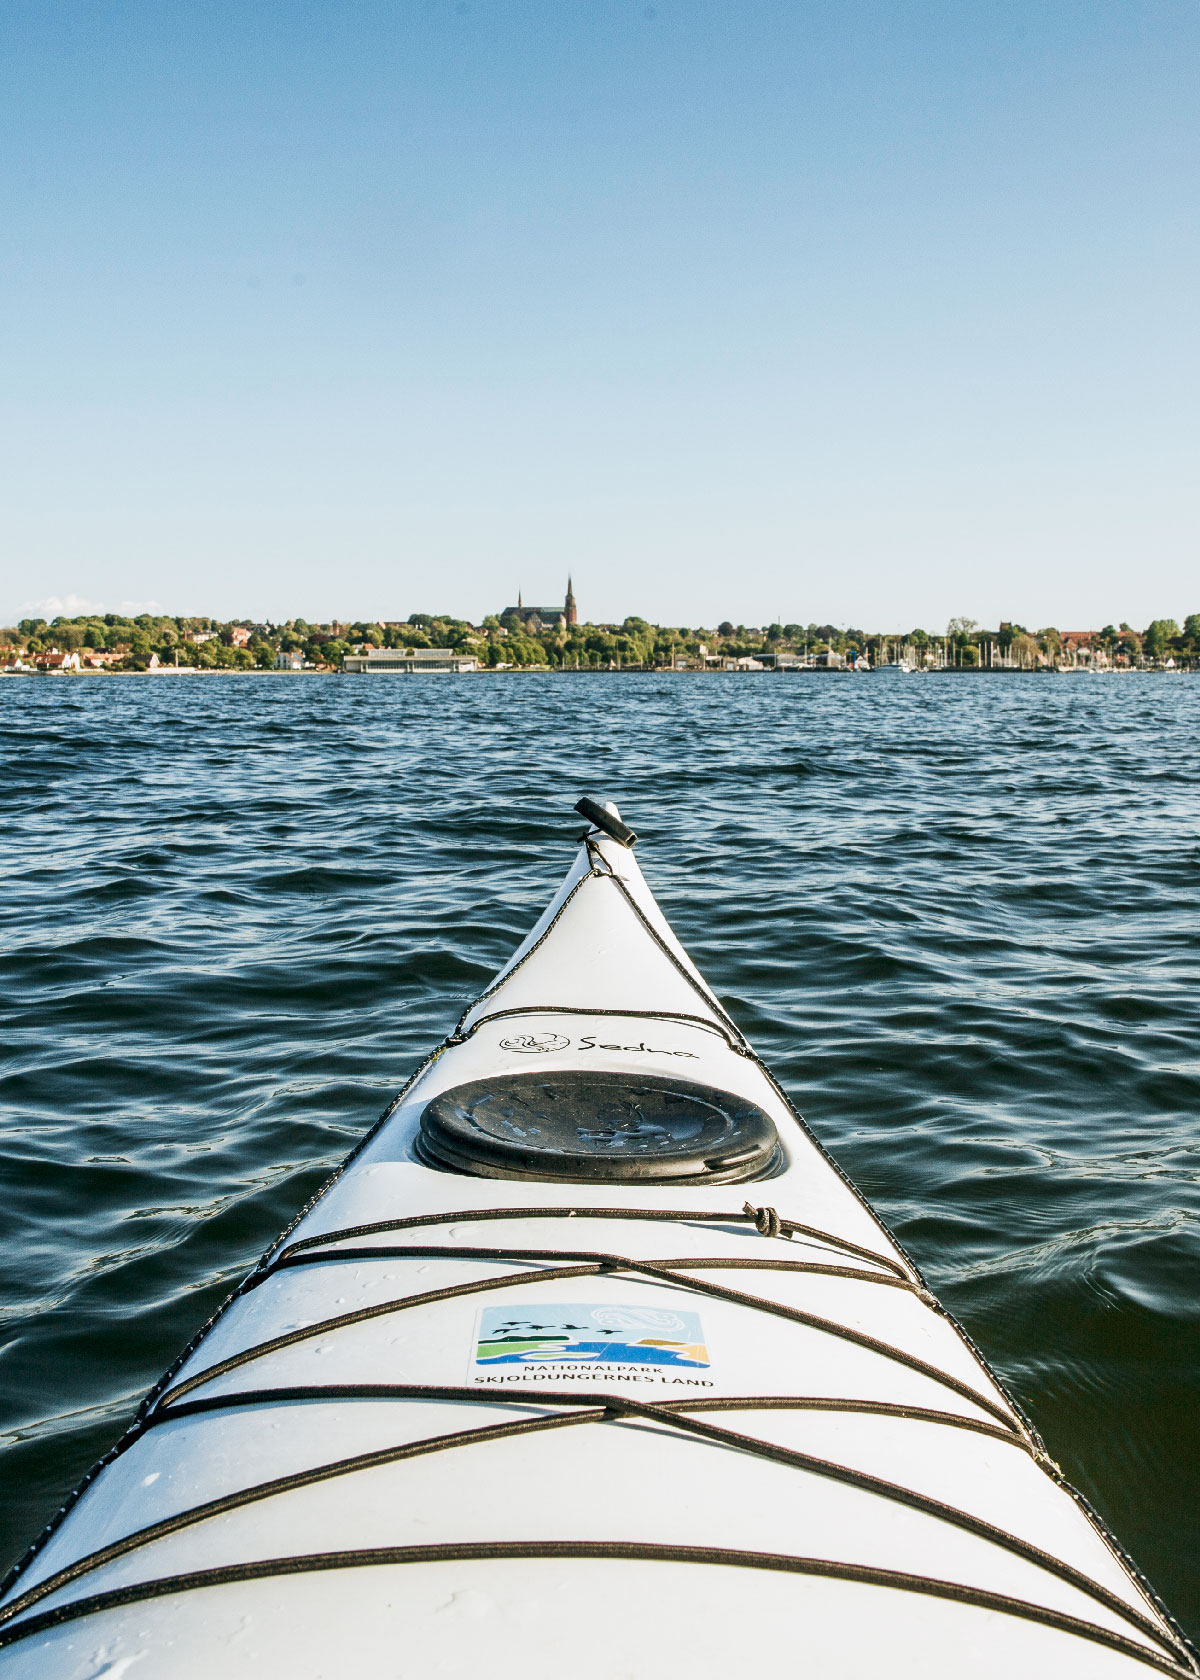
(744, 1202, 783, 1238)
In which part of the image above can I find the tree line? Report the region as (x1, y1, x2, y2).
(5, 610, 1198, 670)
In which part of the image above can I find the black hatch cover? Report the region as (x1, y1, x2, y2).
(417, 1070, 780, 1184)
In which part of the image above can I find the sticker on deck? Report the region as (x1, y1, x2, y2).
(470, 1304, 713, 1387)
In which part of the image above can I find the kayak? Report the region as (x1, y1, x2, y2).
(0, 799, 1193, 1679)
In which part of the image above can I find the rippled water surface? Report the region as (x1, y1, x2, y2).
(2, 672, 1199, 1632)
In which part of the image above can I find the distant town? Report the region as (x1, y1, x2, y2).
(4, 581, 1197, 674)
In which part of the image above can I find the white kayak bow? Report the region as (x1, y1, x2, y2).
(0, 803, 1192, 1679)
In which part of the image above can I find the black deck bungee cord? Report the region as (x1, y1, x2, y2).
(431, 842, 1075, 1471)
(448, 1002, 748, 1053)
(0, 1198, 931, 1601)
(4, 828, 1194, 1675)
(3, 1199, 1178, 1665)
(273, 1202, 915, 1280)
(269, 1246, 914, 1290)
(0, 1384, 1046, 1637)
(150, 1242, 1018, 1425)
(0, 1388, 1035, 1634)
(0, 1385, 1186, 1668)
(453, 838, 749, 1052)
(450, 848, 617, 1036)
(0, 1544, 1193, 1677)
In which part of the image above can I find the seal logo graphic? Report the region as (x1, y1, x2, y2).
(499, 1032, 570, 1054)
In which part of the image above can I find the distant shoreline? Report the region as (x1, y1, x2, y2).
(10, 603, 1194, 673)
(4, 665, 1192, 680)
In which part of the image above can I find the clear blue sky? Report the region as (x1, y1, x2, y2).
(2, 0, 1197, 631)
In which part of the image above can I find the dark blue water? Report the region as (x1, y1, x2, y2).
(3, 672, 1199, 1630)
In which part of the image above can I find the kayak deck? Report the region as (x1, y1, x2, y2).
(0, 811, 1192, 1678)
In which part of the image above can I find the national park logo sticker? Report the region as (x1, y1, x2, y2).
(470, 1303, 713, 1387)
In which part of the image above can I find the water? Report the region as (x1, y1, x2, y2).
(2, 671, 1199, 1634)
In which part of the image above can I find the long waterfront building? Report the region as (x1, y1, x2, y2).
(342, 648, 479, 674)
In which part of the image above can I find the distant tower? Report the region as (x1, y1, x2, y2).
(518, 591, 523, 610)
(565, 576, 577, 627)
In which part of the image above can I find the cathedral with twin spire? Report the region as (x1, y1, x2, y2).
(502, 579, 577, 632)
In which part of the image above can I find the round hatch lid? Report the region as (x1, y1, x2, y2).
(417, 1070, 780, 1184)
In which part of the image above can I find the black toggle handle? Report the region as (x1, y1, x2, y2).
(575, 797, 638, 847)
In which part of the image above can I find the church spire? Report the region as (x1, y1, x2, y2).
(565, 575, 577, 627)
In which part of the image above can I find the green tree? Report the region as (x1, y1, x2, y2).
(1143, 618, 1180, 659)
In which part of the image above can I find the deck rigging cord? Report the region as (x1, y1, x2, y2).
(150, 1232, 1015, 1423)
(3, 1544, 1194, 1678)
(4, 821, 1195, 1678)
(2, 1206, 1193, 1673)
(0, 1380, 1192, 1674)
